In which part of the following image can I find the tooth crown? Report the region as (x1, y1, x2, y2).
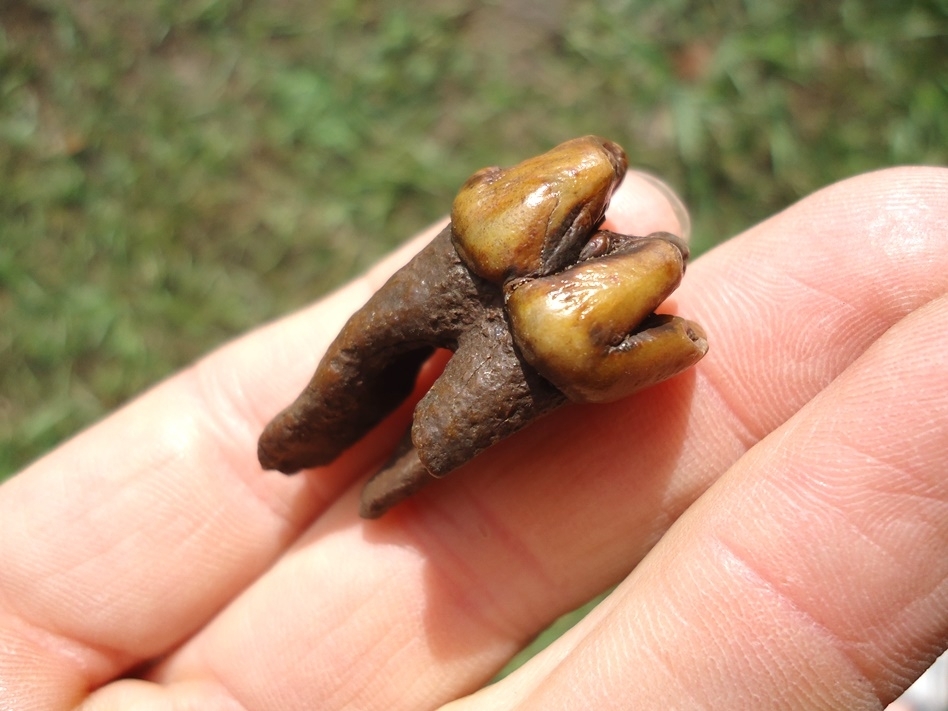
(506, 236, 705, 403)
(451, 135, 628, 283)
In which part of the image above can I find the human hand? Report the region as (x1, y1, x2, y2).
(1, 166, 946, 710)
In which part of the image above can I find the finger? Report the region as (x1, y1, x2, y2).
(0, 221, 446, 706)
(603, 170, 694, 243)
(454, 290, 948, 710)
(154, 167, 948, 710)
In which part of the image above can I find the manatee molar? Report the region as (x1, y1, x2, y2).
(258, 136, 708, 518)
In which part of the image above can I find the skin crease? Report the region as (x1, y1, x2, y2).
(0, 167, 946, 710)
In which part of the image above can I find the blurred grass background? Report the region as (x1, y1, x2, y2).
(2, 0, 946, 478)
(1, 0, 946, 689)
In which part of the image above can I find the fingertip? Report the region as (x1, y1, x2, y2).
(604, 170, 692, 243)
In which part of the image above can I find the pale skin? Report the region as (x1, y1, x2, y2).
(1, 166, 947, 711)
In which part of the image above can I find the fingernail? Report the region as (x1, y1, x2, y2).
(632, 171, 692, 243)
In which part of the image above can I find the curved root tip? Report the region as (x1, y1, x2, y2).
(359, 447, 434, 519)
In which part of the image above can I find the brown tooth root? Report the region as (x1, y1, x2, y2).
(257, 228, 479, 473)
(257, 136, 708, 518)
(410, 317, 567, 477)
(358, 315, 567, 519)
(359, 435, 432, 519)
